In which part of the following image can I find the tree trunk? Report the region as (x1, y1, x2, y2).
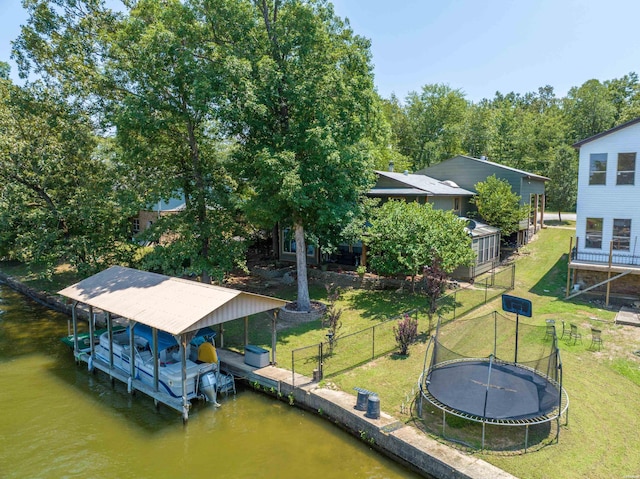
(272, 223, 279, 259)
(558, 211, 562, 222)
(294, 222, 311, 312)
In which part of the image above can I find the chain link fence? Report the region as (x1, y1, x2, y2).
(291, 263, 516, 385)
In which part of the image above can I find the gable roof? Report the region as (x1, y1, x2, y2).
(572, 117, 640, 148)
(58, 266, 287, 336)
(419, 155, 549, 182)
(370, 170, 475, 197)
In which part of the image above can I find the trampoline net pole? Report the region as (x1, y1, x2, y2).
(482, 354, 495, 420)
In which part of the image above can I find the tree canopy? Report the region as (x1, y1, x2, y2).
(366, 200, 475, 286)
(471, 175, 530, 239)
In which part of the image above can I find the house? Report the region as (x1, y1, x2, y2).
(278, 169, 501, 279)
(569, 117, 640, 303)
(132, 196, 186, 237)
(416, 155, 549, 246)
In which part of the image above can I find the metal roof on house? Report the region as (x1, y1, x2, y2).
(372, 170, 475, 196)
(427, 155, 550, 182)
(58, 266, 287, 336)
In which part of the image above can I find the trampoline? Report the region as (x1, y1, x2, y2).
(419, 311, 569, 451)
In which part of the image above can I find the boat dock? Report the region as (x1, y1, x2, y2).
(74, 348, 185, 413)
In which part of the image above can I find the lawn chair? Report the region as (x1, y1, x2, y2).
(590, 328, 603, 351)
(568, 323, 582, 345)
(559, 321, 572, 340)
(544, 319, 556, 340)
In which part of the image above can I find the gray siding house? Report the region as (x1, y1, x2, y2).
(417, 155, 549, 246)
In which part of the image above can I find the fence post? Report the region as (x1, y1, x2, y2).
(453, 290, 457, 320)
(319, 342, 323, 378)
(292, 350, 295, 387)
(511, 263, 516, 290)
(372, 325, 376, 360)
(484, 278, 488, 303)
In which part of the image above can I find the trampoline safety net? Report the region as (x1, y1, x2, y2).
(425, 311, 562, 422)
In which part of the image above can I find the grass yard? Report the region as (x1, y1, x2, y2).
(3, 223, 640, 478)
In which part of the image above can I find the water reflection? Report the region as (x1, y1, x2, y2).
(0, 284, 419, 479)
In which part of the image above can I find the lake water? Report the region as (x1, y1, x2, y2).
(0, 283, 420, 479)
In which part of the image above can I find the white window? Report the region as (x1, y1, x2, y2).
(617, 153, 636, 185)
(282, 227, 315, 256)
(613, 219, 631, 251)
(589, 153, 607, 185)
(585, 218, 603, 249)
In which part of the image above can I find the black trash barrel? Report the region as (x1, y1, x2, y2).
(355, 390, 368, 411)
(365, 394, 380, 419)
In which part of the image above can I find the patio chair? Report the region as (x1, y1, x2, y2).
(590, 328, 603, 351)
(568, 323, 582, 345)
(559, 321, 572, 340)
(544, 319, 556, 340)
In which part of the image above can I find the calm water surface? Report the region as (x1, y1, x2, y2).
(0, 283, 420, 479)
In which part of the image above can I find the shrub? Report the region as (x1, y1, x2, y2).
(394, 313, 418, 355)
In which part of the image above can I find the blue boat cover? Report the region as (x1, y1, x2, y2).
(127, 323, 216, 351)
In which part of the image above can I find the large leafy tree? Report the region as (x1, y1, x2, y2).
(16, 0, 247, 283)
(471, 175, 529, 239)
(210, 0, 380, 311)
(0, 79, 134, 275)
(546, 144, 578, 219)
(401, 83, 468, 170)
(366, 200, 475, 288)
(564, 79, 616, 142)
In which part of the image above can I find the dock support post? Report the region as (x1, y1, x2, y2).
(129, 321, 136, 394)
(106, 312, 114, 373)
(88, 306, 95, 364)
(180, 334, 189, 422)
(271, 310, 277, 365)
(152, 328, 159, 392)
(244, 316, 249, 347)
(72, 301, 79, 362)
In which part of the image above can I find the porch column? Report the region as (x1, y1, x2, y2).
(244, 316, 249, 346)
(540, 194, 546, 229)
(534, 194, 540, 233)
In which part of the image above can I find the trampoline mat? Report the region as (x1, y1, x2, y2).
(427, 360, 560, 420)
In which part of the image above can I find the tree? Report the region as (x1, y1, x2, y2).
(366, 200, 475, 288)
(546, 145, 578, 220)
(216, 0, 380, 311)
(0, 79, 134, 275)
(564, 79, 616, 142)
(16, 0, 248, 283)
(401, 83, 468, 170)
(471, 175, 529, 239)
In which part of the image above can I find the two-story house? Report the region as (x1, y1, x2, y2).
(570, 117, 640, 303)
(417, 155, 549, 247)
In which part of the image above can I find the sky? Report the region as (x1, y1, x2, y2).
(2, 0, 640, 103)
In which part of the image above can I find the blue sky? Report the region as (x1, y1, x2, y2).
(2, 0, 640, 103)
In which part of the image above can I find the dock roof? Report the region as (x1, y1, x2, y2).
(58, 266, 287, 336)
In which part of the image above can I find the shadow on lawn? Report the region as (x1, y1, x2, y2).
(345, 289, 426, 321)
(529, 254, 569, 298)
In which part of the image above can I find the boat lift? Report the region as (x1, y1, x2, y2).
(60, 266, 287, 421)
